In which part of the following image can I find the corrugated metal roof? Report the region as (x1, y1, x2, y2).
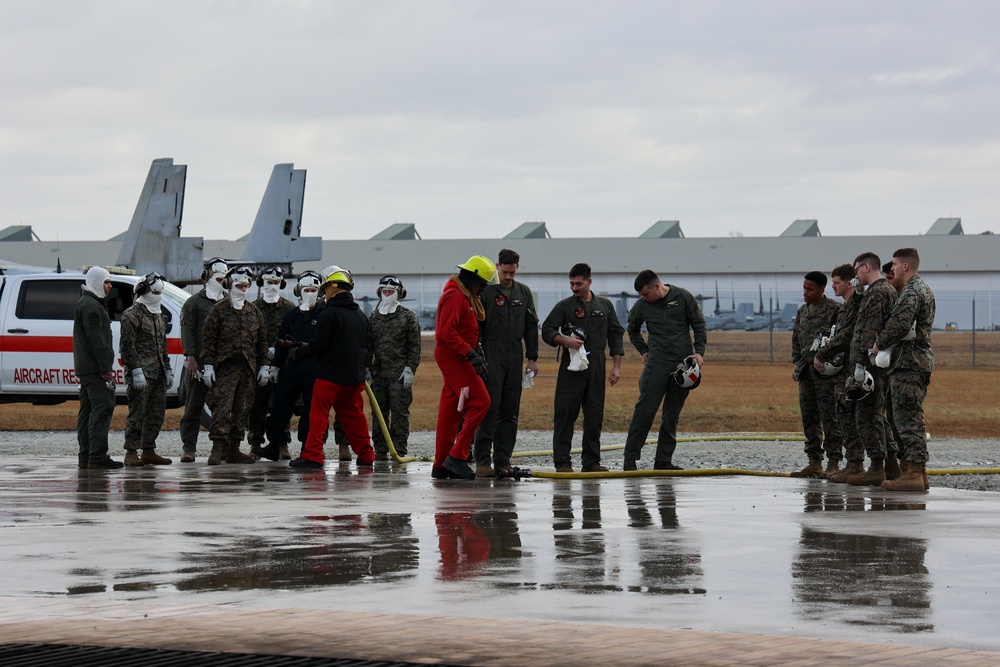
(2, 232, 997, 277)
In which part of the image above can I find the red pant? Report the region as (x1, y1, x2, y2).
(434, 347, 490, 467)
(302, 379, 374, 464)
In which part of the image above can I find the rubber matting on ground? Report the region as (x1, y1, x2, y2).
(0, 643, 466, 667)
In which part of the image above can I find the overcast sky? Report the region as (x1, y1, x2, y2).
(2, 1, 998, 242)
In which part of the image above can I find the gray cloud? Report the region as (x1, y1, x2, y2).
(2, 0, 999, 242)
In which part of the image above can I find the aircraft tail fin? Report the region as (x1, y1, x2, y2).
(115, 158, 204, 283)
(241, 164, 321, 270)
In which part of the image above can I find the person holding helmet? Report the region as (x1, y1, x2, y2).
(178, 257, 229, 462)
(200, 266, 269, 465)
(259, 270, 325, 461)
(542, 263, 625, 473)
(473, 249, 539, 477)
(846, 252, 899, 486)
(817, 264, 866, 484)
(622, 269, 705, 471)
(287, 266, 375, 469)
(73, 266, 122, 469)
(366, 275, 422, 460)
(119, 272, 173, 466)
(247, 266, 295, 459)
(875, 247, 936, 492)
(432, 255, 497, 480)
(788, 271, 844, 478)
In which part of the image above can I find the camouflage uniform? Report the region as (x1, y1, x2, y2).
(201, 299, 268, 450)
(247, 295, 294, 447)
(815, 291, 863, 461)
(366, 305, 421, 456)
(791, 296, 843, 463)
(849, 278, 897, 459)
(876, 275, 935, 463)
(120, 304, 170, 451)
(179, 288, 220, 454)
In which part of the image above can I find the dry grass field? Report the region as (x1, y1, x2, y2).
(3, 332, 998, 437)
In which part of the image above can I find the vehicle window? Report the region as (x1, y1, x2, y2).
(107, 281, 135, 322)
(15, 280, 82, 320)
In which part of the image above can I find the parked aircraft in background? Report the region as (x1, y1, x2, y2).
(115, 158, 321, 285)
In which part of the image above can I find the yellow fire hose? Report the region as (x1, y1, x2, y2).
(362, 383, 1000, 478)
(364, 381, 431, 463)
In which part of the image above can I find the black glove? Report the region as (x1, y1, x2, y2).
(467, 348, 488, 379)
(287, 343, 308, 362)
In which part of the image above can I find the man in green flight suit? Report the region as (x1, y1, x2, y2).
(541, 262, 625, 473)
(622, 269, 707, 471)
(474, 249, 539, 477)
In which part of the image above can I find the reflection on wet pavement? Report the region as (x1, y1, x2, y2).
(2, 460, 999, 649)
(795, 491, 932, 633)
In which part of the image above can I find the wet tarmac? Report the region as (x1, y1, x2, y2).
(2, 456, 1000, 659)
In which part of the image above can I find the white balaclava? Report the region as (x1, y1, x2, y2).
(228, 269, 253, 310)
(204, 258, 229, 301)
(205, 273, 226, 301)
(377, 287, 399, 315)
(299, 289, 319, 311)
(262, 282, 281, 303)
(84, 266, 111, 298)
(137, 277, 164, 313)
(260, 268, 283, 304)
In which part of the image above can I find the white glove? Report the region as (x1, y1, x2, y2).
(165, 368, 175, 388)
(130, 368, 147, 391)
(400, 366, 414, 389)
(568, 345, 590, 372)
(875, 347, 893, 369)
(267, 346, 275, 360)
(257, 365, 272, 387)
(202, 365, 216, 388)
(365, 368, 373, 384)
(268, 365, 280, 383)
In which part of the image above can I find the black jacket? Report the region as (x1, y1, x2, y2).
(274, 303, 323, 369)
(299, 292, 368, 385)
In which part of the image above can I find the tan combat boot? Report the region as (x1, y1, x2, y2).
(790, 458, 824, 478)
(278, 445, 291, 460)
(827, 459, 864, 484)
(141, 448, 172, 465)
(207, 443, 225, 466)
(822, 459, 841, 479)
(123, 449, 145, 467)
(225, 442, 257, 464)
(338, 444, 352, 461)
(881, 461, 927, 492)
(847, 458, 885, 486)
(884, 452, 902, 480)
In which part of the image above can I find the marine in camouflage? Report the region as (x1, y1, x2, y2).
(120, 304, 170, 450)
(366, 304, 421, 455)
(248, 295, 294, 446)
(791, 296, 843, 462)
(877, 274, 936, 463)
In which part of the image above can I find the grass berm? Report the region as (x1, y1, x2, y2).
(2, 331, 998, 438)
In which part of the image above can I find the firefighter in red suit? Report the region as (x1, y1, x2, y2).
(433, 255, 498, 480)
